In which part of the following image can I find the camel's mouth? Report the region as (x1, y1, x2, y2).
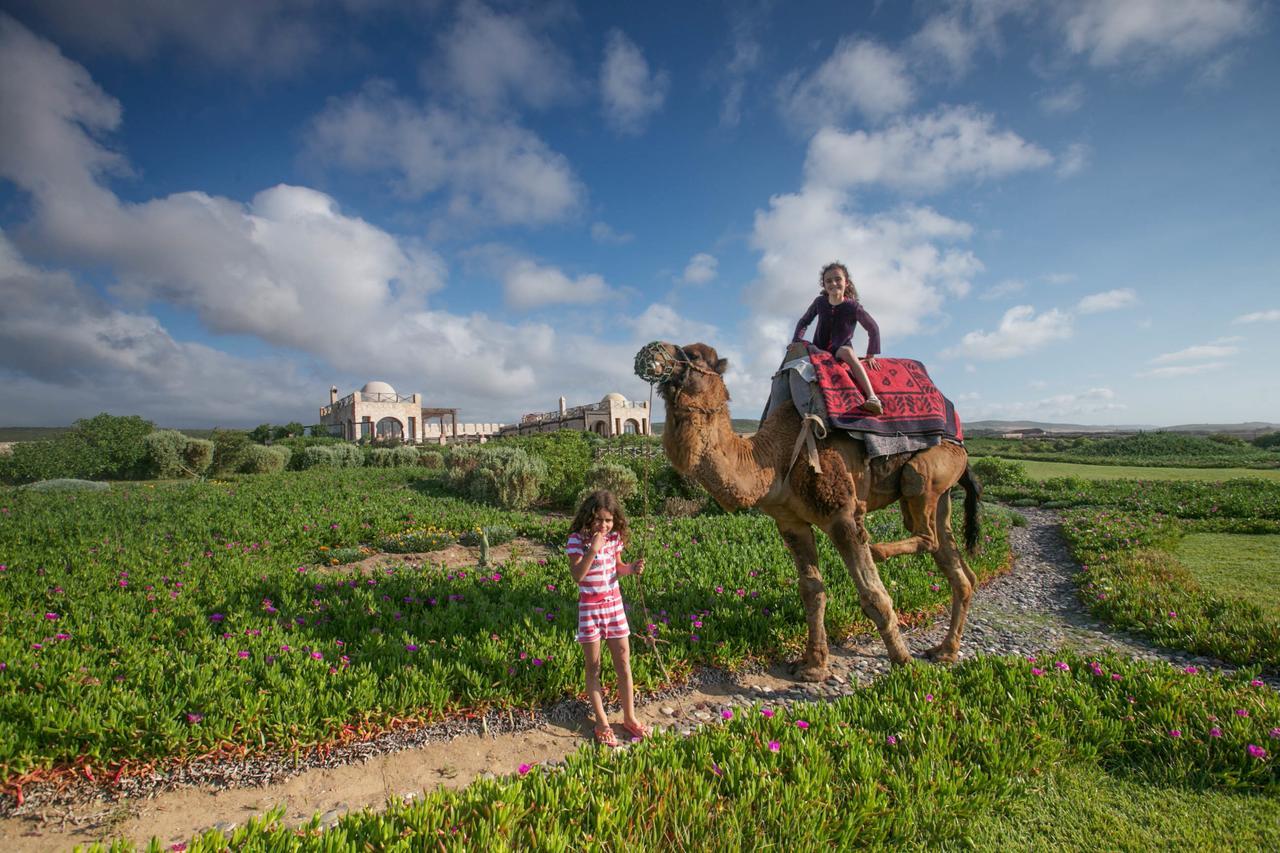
(633, 341, 680, 385)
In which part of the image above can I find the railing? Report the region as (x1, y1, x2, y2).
(521, 405, 589, 425)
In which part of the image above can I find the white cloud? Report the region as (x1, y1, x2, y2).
(681, 253, 718, 285)
(1060, 0, 1261, 68)
(1234, 309, 1280, 324)
(305, 80, 584, 227)
(1136, 362, 1229, 379)
(980, 278, 1026, 300)
(425, 1, 576, 113)
(502, 259, 612, 312)
(715, 10, 763, 128)
(910, 13, 980, 76)
(1042, 272, 1077, 285)
(975, 387, 1125, 419)
(804, 106, 1053, 194)
(945, 305, 1073, 360)
(1039, 82, 1085, 115)
(600, 29, 668, 135)
(1076, 288, 1137, 313)
(626, 303, 722, 346)
(1056, 142, 1091, 178)
(1149, 344, 1239, 364)
(590, 221, 633, 245)
(5, 1, 331, 77)
(778, 38, 914, 129)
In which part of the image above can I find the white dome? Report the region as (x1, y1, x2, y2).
(361, 381, 397, 396)
(602, 392, 627, 405)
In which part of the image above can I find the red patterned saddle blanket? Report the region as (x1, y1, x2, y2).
(805, 345, 963, 441)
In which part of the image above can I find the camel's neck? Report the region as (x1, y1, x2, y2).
(662, 396, 775, 511)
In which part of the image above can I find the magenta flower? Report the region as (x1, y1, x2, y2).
(1235, 709, 1249, 718)
(795, 720, 809, 730)
(1183, 665, 1198, 675)
(1031, 668, 1045, 677)
(518, 763, 532, 775)
(1271, 728, 1280, 739)
(1026, 655, 1037, 663)
(44, 612, 59, 620)
(1247, 744, 1267, 760)
(1054, 662, 1070, 671)
(1209, 727, 1223, 738)
(1251, 679, 1265, 687)
(532, 658, 544, 666)
(186, 713, 203, 724)
(886, 735, 897, 745)
(404, 644, 418, 652)
(1169, 729, 1182, 738)
(1111, 673, 1123, 681)
(311, 651, 323, 660)
(768, 740, 780, 752)
(924, 694, 934, 702)
(1168, 611, 1177, 618)
(237, 650, 250, 659)
(721, 709, 733, 721)
(209, 613, 225, 623)
(761, 708, 774, 718)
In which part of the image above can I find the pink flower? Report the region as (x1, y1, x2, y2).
(768, 740, 780, 752)
(1247, 744, 1267, 760)
(1168, 729, 1182, 738)
(886, 735, 897, 745)
(1054, 662, 1070, 671)
(237, 650, 250, 659)
(1168, 611, 1177, 618)
(924, 694, 934, 702)
(1183, 665, 1198, 675)
(721, 709, 733, 720)
(44, 612, 59, 621)
(795, 720, 809, 730)
(311, 651, 323, 660)
(404, 644, 418, 652)
(209, 613, 225, 622)
(1026, 655, 1037, 663)
(760, 708, 774, 718)
(1235, 709, 1249, 718)
(1111, 673, 1123, 681)
(518, 763, 532, 775)
(1251, 679, 1265, 688)
(186, 713, 203, 724)
(1031, 668, 1045, 677)
(1209, 727, 1223, 738)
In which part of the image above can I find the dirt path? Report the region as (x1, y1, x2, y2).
(2, 509, 1265, 851)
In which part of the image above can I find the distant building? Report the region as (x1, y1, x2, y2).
(498, 393, 652, 438)
(319, 381, 503, 444)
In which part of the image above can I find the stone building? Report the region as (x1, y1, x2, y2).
(498, 393, 652, 438)
(319, 381, 503, 444)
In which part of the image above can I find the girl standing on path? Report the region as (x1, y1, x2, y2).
(792, 261, 883, 414)
(567, 490, 648, 747)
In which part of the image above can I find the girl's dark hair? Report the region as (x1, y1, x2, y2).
(571, 490, 630, 546)
(819, 261, 858, 301)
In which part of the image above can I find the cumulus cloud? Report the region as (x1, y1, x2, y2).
(1059, 0, 1261, 69)
(3, 1, 332, 77)
(1136, 362, 1229, 379)
(716, 12, 762, 128)
(778, 38, 914, 129)
(1149, 344, 1239, 364)
(1076, 288, 1137, 313)
(909, 13, 980, 76)
(804, 106, 1053, 194)
(590, 221, 633, 245)
(945, 305, 1073, 360)
(600, 29, 668, 135)
(980, 279, 1026, 300)
(681, 253, 718, 285)
(304, 80, 584, 227)
(1234, 309, 1280, 324)
(1056, 142, 1091, 178)
(424, 1, 576, 113)
(974, 386, 1125, 419)
(502, 259, 612, 312)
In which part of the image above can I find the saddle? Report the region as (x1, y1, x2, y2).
(763, 343, 964, 470)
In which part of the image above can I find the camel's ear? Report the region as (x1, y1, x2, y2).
(715, 357, 729, 375)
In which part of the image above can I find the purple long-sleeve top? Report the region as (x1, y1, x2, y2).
(792, 295, 881, 357)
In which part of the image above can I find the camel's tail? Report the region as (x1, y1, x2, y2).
(960, 463, 982, 555)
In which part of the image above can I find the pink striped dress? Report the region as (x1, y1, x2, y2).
(566, 531, 630, 643)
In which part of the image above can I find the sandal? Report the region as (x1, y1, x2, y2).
(622, 720, 649, 741)
(861, 395, 883, 415)
(593, 726, 619, 748)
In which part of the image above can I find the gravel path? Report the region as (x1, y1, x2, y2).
(3, 506, 1274, 848)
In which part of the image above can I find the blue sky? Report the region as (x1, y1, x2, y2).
(1, 0, 1277, 429)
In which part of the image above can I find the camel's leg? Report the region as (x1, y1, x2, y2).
(869, 464, 941, 561)
(775, 518, 830, 682)
(922, 492, 975, 663)
(827, 506, 912, 666)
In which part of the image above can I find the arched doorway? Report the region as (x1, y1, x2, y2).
(376, 417, 404, 440)
(594, 421, 608, 436)
(624, 419, 639, 434)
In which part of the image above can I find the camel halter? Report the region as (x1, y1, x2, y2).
(633, 341, 729, 416)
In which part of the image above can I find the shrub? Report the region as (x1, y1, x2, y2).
(497, 431, 594, 507)
(970, 456, 1032, 487)
(464, 446, 547, 510)
(0, 414, 154, 483)
(298, 446, 338, 470)
(143, 429, 195, 479)
(582, 462, 639, 502)
(210, 430, 251, 476)
(661, 496, 705, 517)
(331, 444, 363, 468)
(23, 478, 110, 492)
(367, 448, 397, 468)
(239, 445, 290, 474)
(1253, 431, 1280, 450)
(417, 450, 444, 469)
(391, 446, 419, 467)
(182, 439, 213, 476)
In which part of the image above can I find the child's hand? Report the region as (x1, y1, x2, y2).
(631, 558, 645, 576)
(589, 529, 607, 552)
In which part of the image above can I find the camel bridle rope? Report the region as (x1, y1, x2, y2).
(633, 340, 728, 417)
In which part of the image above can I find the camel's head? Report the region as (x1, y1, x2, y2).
(634, 341, 729, 406)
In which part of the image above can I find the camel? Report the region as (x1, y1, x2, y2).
(641, 342, 981, 681)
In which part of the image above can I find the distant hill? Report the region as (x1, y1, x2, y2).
(653, 418, 758, 436)
(0, 426, 220, 442)
(965, 420, 1280, 436)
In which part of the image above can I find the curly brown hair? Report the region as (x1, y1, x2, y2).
(819, 261, 859, 301)
(570, 489, 630, 546)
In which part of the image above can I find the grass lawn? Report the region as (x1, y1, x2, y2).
(1018, 459, 1280, 483)
(1174, 533, 1280, 618)
(970, 763, 1280, 850)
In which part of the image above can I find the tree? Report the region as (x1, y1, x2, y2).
(248, 423, 274, 443)
(72, 413, 155, 479)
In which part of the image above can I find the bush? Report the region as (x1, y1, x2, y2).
(497, 431, 594, 508)
(298, 446, 338, 470)
(464, 446, 547, 510)
(183, 439, 213, 476)
(391, 446, 419, 467)
(970, 456, 1032, 487)
(210, 430, 251, 476)
(22, 478, 110, 492)
(239, 445, 290, 474)
(417, 450, 444, 469)
(0, 414, 154, 483)
(582, 462, 639, 502)
(661, 496, 705, 517)
(1253, 431, 1280, 450)
(143, 430, 195, 479)
(367, 448, 397, 468)
(331, 444, 363, 468)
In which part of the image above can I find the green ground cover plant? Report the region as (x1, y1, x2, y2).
(1173, 534, 1280, 619)
(1062, 510, 1280, 667)
(0, 468, 1010, 787)
(967, 432, 1280, 469)
(1011, 458, 1280, 483)
(98, 654, 1279, 851)
(983, 473, 1280, 519)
